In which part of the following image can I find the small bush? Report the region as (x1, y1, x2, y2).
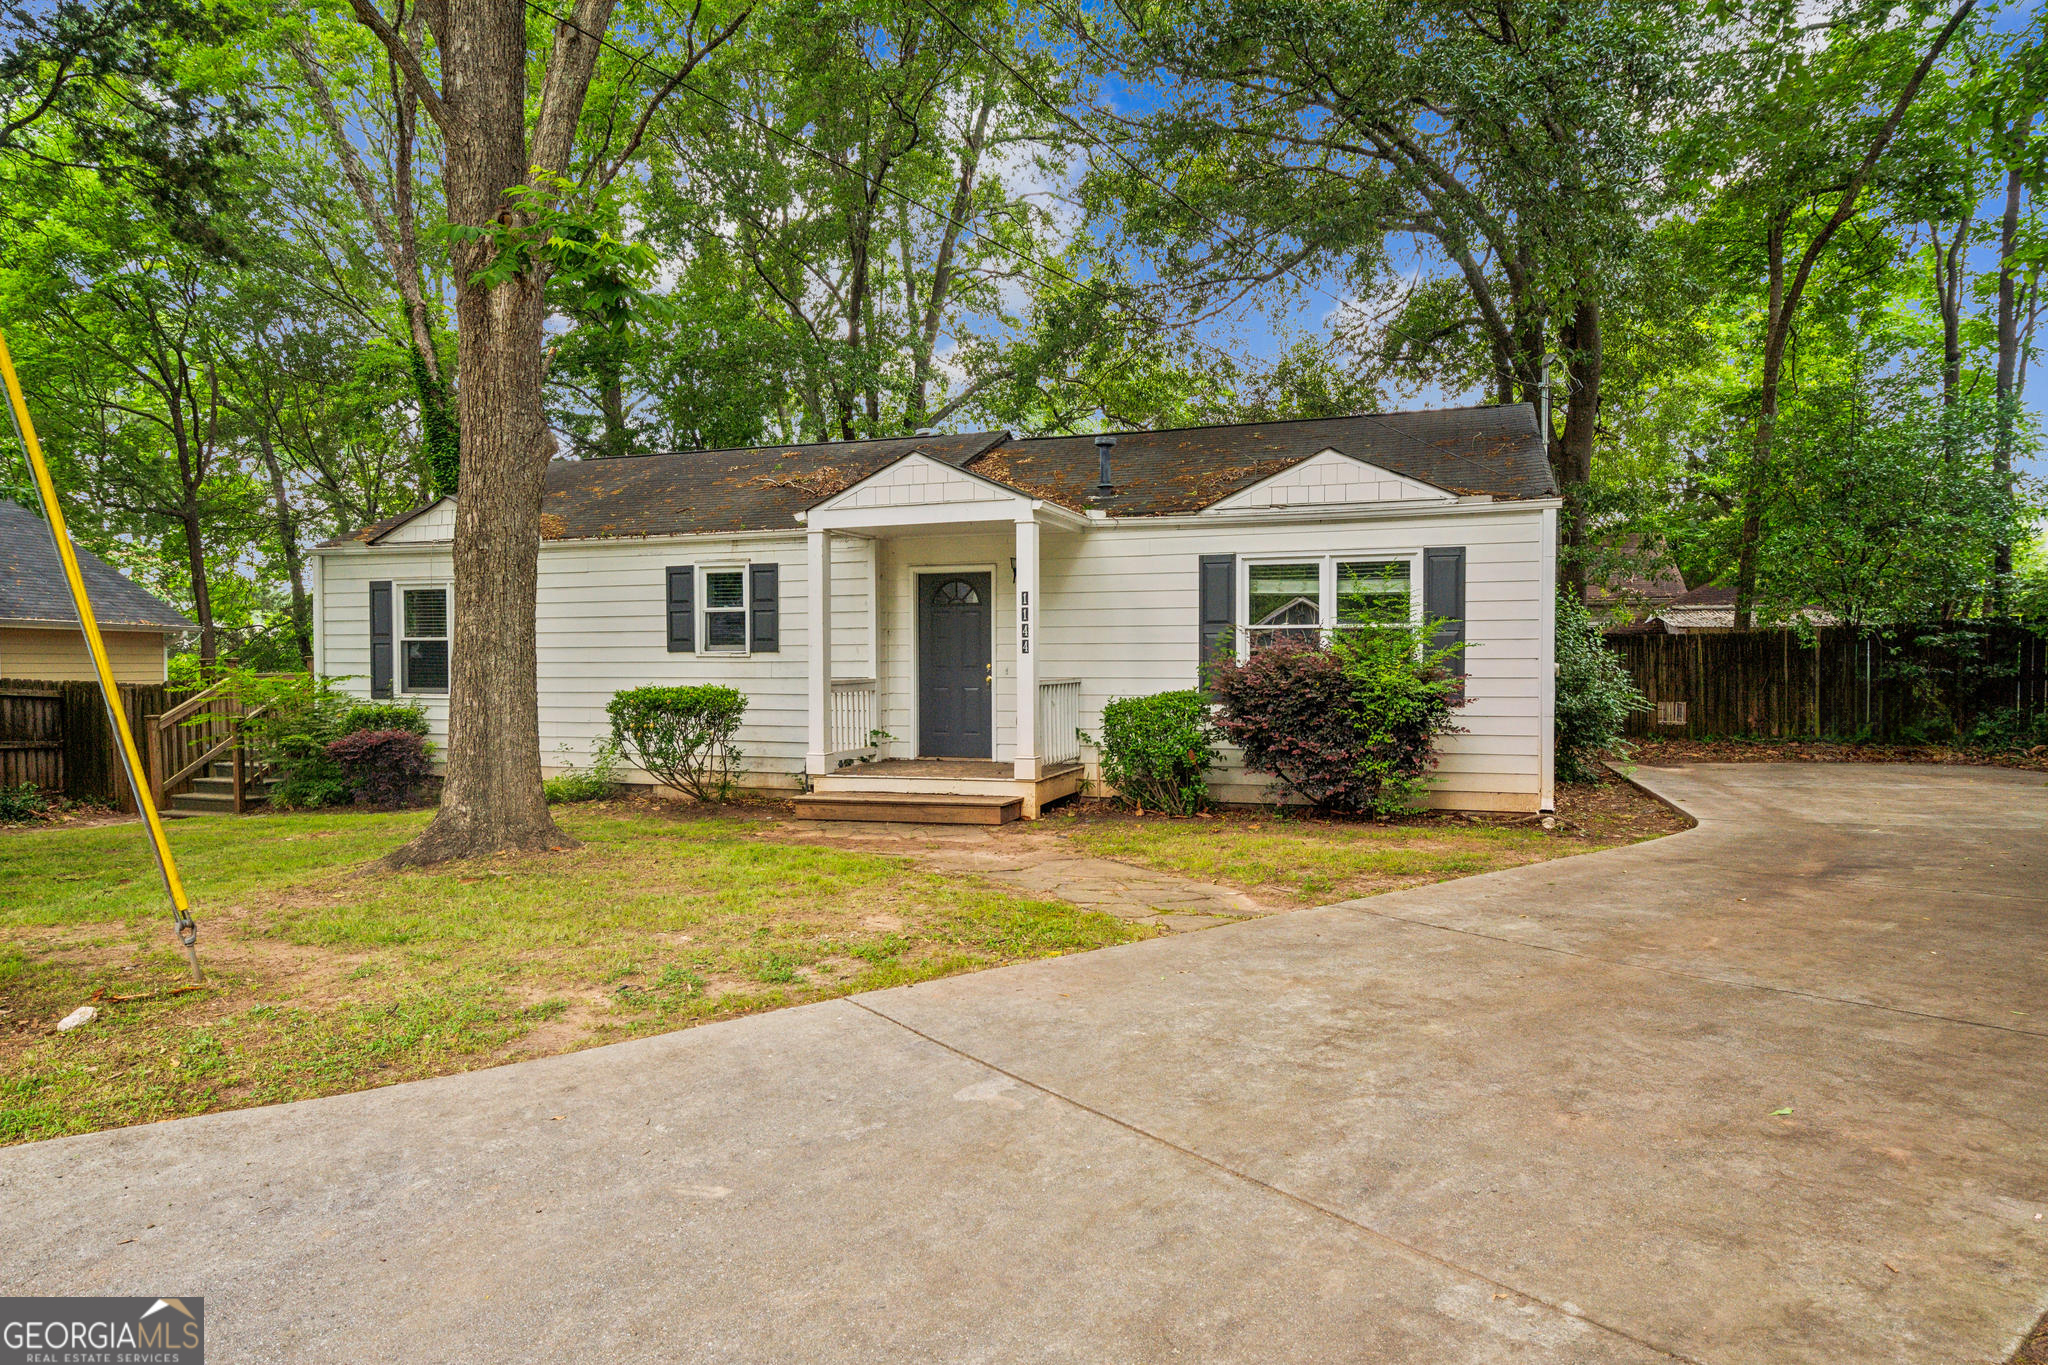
(1210, 624, 1464, 816)
(0, 782, 49, 822)
(340, 702, 430, 737)
(1090, 690, 1217, 815)
(1554, 591, 1649, 782)
(545, 739, 624, 804)
(607, 685, 747, 802)
(325, 729, 434, 808)
(205, 669, 355, 808)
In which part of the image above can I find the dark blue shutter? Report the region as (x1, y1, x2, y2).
(1424, 547, 1466, 676)
(667, 567, 695, 652)
(369, 581, 393, 697)
(749, 563, 779, 652)
(1198, 554, 1235, 686)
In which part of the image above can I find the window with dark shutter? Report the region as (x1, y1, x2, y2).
(666, 566, 695, 652)
(1198, 553, 1235, 684)
(369, 581, 393, 698)
(749, 563, 779, 653)
(1423, 547, 1467, 676)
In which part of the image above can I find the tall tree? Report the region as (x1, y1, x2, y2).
(1069, 0, 1694, 577)
(1707, 0, 1978, 626)
(344, 0, 733, 864)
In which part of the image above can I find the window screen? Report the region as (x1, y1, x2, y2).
(401, 587, 449, 692)
(1247, 562, 1320, 651)
(704, 569, 747, 651)
(1337, 560, 1412, 627)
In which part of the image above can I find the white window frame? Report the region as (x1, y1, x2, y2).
(700, 563, 751, 656)
(1237, 551, 1422, 659)
(397, 581, 451, 694)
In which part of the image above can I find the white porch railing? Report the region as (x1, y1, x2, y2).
(1037, 679, 1082, 767)
(829, 678, 877, 755)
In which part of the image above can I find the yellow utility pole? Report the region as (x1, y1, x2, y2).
(0, 327, 202, 981)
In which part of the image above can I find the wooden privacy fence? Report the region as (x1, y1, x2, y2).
(1605, 625, 2048, 743)
(0, 679, 189, 809)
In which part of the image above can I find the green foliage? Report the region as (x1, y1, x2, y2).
(339, 702, 429, 737)
(544, 739, 624, 804)
(1211, 625, 1464, 816)
(204, 669, 353, 808)
(1553, 591, 1649, 783)
(324, 729, 433, 808)
(0, 782, 50, 822)
(606, 685, 747, 803)
(1088, 690, 1217, 815)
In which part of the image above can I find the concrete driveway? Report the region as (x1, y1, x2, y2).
(3, 763, 2044, 1363)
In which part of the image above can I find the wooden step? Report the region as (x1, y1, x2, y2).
(791, 792, 1024, 825)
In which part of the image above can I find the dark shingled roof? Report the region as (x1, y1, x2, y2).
(0, 499, 195, 631)
(975, 405, 1554, 513)
(330, 405, 1554, 546)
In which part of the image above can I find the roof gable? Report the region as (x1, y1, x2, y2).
(373, 498, 456, 544)
(811, 451, 1032, 515)
(0, 499, 195, 632)
(1204, 449, 1457, 513)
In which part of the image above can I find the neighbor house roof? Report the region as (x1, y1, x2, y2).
(0, 499, 195, 632)
(327, 404, 1555, 546)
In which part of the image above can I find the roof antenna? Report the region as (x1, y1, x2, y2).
(1093, 433, 1116, 499)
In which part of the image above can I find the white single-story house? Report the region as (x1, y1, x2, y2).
(0, 498, 193, 682)
(310, 405, 1559, 819)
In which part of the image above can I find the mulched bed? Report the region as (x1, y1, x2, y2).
(1631, 737, 2048, 772)
(1047, 767, 1692, 843)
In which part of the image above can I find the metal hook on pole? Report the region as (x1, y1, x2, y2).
(0, 326, 203, 983)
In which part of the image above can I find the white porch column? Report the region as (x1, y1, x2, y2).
(806, 528, 833, 776)
(1013, 514, 1040, 781)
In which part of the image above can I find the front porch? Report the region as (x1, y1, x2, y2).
(799, 452, 1090, 821)
(795, 757, 1087, 824)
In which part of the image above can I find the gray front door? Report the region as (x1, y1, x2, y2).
(918, 572, 993, 758)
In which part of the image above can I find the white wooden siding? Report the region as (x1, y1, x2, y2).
(822, 453, 1015, 512)
(0, 625, 168, 682)
(377, 500, 455, 544)
(1208, 450, 1456, 511)
(312, 500, 1554, 810)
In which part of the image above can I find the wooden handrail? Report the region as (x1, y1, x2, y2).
(155, 682, 226, 729)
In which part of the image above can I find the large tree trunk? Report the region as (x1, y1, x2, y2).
(1732, 221, 1787, 631)
(1993, 165, 2022, 611)
(379, 0, 587, 867)
(257, 428, 313, 668)
(1555, 297, 1601, 596)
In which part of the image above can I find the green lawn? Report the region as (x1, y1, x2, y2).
(1049, 779, 1686, 903)
(0, 802, 1145, 1145)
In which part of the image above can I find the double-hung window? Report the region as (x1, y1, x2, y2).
(702, 568, 748, 652)
(401, 586, 450, 692)
(1243, 555, 1415, 655)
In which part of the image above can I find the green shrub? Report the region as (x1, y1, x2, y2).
(545, 739, 624, 804)
(606, 685, 747, 802)
(202, 669, 367, 808)
(1554, 591, 1649, 782)
(1089, 690, 1216, 815)
(1210, 623, 1464, 816)
(325, 729, 434, 807)
(340, 702, 430, 737)
(0, 782, 49, 822)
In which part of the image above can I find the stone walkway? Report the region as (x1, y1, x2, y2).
(772, 817, 1277, 929)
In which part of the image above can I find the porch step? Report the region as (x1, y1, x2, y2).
(167, 790, 240, 816)
(791, 792, 1024, 825)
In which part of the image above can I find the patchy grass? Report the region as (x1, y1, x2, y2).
(1049, 773, 1688, 904)
(0, 800, 1146, 1145)
(1633, 736, 2048, 771)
